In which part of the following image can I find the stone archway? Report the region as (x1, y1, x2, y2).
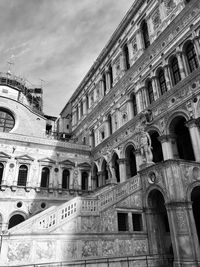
(147, 189, 173, 258)
(169, 116, 195, 160)
(125, 144, 137, 178)
(8, 214, 25, 229)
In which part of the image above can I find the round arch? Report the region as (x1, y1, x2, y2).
(146, 188, 173, 256)
(167, 114, 194, 160)
(122, 140, 137, 158)
(92, 162, 99, 189)
(166, 111, 189, 135)
(8, 211, 27, 229)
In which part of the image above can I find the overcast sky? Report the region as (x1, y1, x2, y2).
(0, 0, 133, 116)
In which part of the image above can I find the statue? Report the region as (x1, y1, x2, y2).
(139, 130, 153, 163)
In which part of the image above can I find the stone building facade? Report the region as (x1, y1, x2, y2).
(0, 0, 200, 266)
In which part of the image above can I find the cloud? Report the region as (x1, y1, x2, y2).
(0, 0, 133, 116)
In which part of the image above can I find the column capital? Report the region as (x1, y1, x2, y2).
(186, 119, 198, 128)
(158, 134, 176, 143)
(165, 201, 192, 208)
(175, 48, 183, 56)
(97, 171, 103, 175)
(117, 158, 127, 164)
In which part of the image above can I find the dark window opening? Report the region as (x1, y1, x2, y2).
(124, 43, 130, 70)
(186, 42, 198, 73)
(0, 163, 4, 185)
(132, 94, 137, 116)
(158, 69, 167, 95)
(41, 167, 50, 188)
(132, 213, 143, 231)
(17, 165, 28, 186)
(147, 81, 154, 104)
(101, 131, 105, 139)
(81, 172, 88, 191)
(171, 57, 181, 85)
(109, 65, 113, 88)
(102, 73, 106, 95)
(141, 20, 150, 49)
(118, 213, 128, 231)
(62, 169, 70, 189)
(108, 114, 112, 135)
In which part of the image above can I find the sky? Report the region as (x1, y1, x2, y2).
(0, 0, 133, 116)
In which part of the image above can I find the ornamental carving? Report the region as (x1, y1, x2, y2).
(7, 242, 31, 262)
(102, 240, 115, 256)
(62, 242, 77, 260)
(82, 241, 98, 258)
(132, 36, 138, 55)
(133, 240, 148, 255)
(36, 241, 55, 260)
(152, 8, 161, 31)
(118, 239, 132, 255)
(176, 210, 187, 232)
(101, 207, 116, 232)
(81, 217, 100, 232)
(163, 0, 176, 16)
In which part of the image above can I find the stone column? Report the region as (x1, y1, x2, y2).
(72, 108, 77, 126)
(89, 130, 95, 148)
(100, 76, 106, 96)
(166, 202, 199, 267)
(118, 158, 127, 183)
(141, 86, 148, 109)
(158, 135, 174, 160)
(126, 99, 134, 120)
(105, 67, 111, 91)
(88, 172, 92, 191)
(163, 64, 172, 91)
(120, 48, 126, 73)
(104, 118, 111, 137)
(97, 171, 103, 187)
(136, 89, 143, 113)
(82, 96, 87, 116)
(78, 103, 81, 121)
(186, 119, 200, 161)
(151, 75, 159, 100)
(135, 149, 142, 171)
(192, 36, 200, 65)
(176, 50, 186, 80)
(136, 28, 144, 52)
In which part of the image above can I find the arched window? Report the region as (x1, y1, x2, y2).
(62, 169, 70, 189)
(0, 109, 15, 132)
(141, 20, 150, 49)
(17, 165, 28, 186)
(123, 43, 130, 70)
(147, 81, 154, 104)
(40, 167, 50, 188)
(81, 172, 88, 191)
(185, 42, 198, 73)
(158, 69, 167, 95)
(0, 163, 4, 185)
(171, 56, 181, 85)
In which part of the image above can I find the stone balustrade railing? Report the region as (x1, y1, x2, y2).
(98, 174, 140, 211)
(9, 175, 140, 234)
